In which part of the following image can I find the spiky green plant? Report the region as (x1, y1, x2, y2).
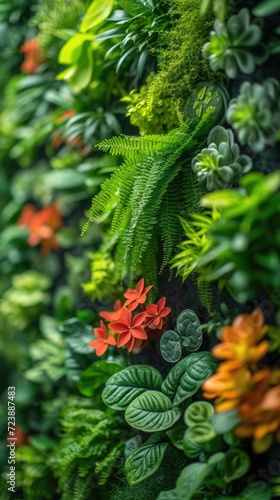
(83, 113, 213, 281)
(50, 397, 128, 500)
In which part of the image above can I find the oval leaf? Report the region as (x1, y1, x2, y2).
(160, 330, 182, 363)
(102, 365, 163, 410)
(125, 440, 168, 485)
(78, 361, 122, 396)
(176, 463, 214, 500)
(224, 449, 250, 483)
(184, 401, 214, 427)
(125, 391, 182, 432)
(80, 0, 114, 32)
(161, 352, 218, 405)
(186, 423, 216, 444)
(176, 309, 202, 352)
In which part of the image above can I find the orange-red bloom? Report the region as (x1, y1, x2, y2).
(212, 309, 268, 371)
(88, 320, 116, 356)
(123, 278, 153, 311)
(17, 203, 62, 255)
(109, 307, 147, 351)
(100, 300, 122, 322)
(19, 38, 44, 74)
(145, 297, 171, 330)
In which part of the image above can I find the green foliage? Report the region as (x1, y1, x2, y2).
(151, 0, 224, 102)
(16, 444, 56, 500)
(78, 360, 123, 397)
(0, 271, 50, 329)
(49, 396, 128, 499)
(183, 82, 230, 128)
(82, 249, 124, 302)
(122, 72, 179, 135)
(80, 0, 114, 33)
(203, 8, 268, 79)
(184, 401, 214, 427)
(267, 326, 280, 353)
(253, 0, 280, 16)
(197, 171, 280, 302)
(192, 126, 252, 190)
(160, 309, 202, 363)
(223, 449, 250, 483)
(200, 0, 229, 22)
(84, 115, 211, 279)
(226, 78, 280, 152)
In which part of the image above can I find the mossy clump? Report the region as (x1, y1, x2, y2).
(151, 0, 229, 103)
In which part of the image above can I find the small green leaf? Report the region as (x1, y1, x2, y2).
(186, 422, 216, 444)
(161, 352, 218, 405)
(102, 365, 163, 410)
(207, 452, 226, 465)
(78, 361, 122, 397)
(124, 437, 169, 485)
(80, 0, 114, 32)
(253, 0, 280, 16)
(242, 481, 272, 499)
(184, 401, 214, 426)
(167, 425, 186, 450)
(176, 310, 202, 352)
(183, 429, 202, 458)
(176, 463, 214, 500)
(160, 330, 182, 363)
(224, 449, 251, 483)
(125, 391, 182, 432)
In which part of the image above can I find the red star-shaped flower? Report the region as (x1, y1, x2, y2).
(99, 299, 122, 322)
(109, 307, 147, 351)
(145, 297, 171, 330)
(88, 320, 116, 356)
(123, 278, 153, 311)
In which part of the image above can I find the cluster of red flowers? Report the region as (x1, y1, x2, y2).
(202, 309, 280, 453)
(89, 278, 171, 355)
(17, 203, 62, 255)
(19, 38, 44, 74)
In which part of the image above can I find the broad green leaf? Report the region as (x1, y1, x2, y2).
(102, 365, 163, 410)
(224, 449, 250, 483)
(241, 481, 272, 499)
(125, 391, 182, 432)
(177, 309, 202, 352)
(58, 34, 93, 64)
(78, 361, 122, 396)
(160, 330, 182, 363)
(183, 430, 202, 458)
(80, 0, 114, 32)
(186, 423, 216, 444)
(167, 425, 185, 450)
(175, 463, 213, 500)
(124, 437, 169, 485)
(253, 0, 280, 16)
(161, 352, 218, 405)
(211, 409, 241, 435)
(184, 402, 214, 427)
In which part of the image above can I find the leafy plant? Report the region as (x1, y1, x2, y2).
(253, 0, 280, 16)
(160, 309, 202, 363)
(49, 396, 128, 499)
(226, 78, 280, 152)
(202, 8, 268, 79)
(191, 125, 252, 190)
(83, 114, 212, 281)
(83, 249, 124, 302)
(200, 0, 229, 22)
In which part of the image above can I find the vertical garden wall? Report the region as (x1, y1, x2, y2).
(1, 0, 280, 499)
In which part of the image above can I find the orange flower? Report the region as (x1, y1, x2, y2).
(109, 307, 147, 351)
(89, 321, 117, 356)
(123, 278, 153, 311)
(19, 38, 44, 74)
(202, 366, 253, 412)
(100, 300, 122, 322)
(145, 297, 171, 330)
(212, 308, 268, 371)
(17, 203, 62, 255)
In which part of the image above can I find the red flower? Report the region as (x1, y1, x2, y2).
(100, 300, 122, 322)
(17, 203, 62, 255)
(145, 297, 171, 329)
(89, 320, 116, 356)
(19, 38, 44, 74)
(123, 278, 153, 311)
(109, 308, 147, 351)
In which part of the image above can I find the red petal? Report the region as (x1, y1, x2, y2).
(93, 321, 107, 340)
(106, 336, 117, 346)
(157, 297, 166, 311)
(136, 278, 144, 295)
(126, 337, 135, 352)
(144, 284, 153, 295)
(124, 290, 137, 300)
(88, 339, 101, 349)
(119, 307, 132, 325)
(132, 327, 147, 339)
(132, 312, 147, 327)
(109, 321, 129, 334)
(95, 343, 108, 356)
(137, 295, 147, 304)
(160, 307, 171, 317)
(117, 331, 131, 347)
(146, 304, 158, 316)
(125, 300, 138, 311)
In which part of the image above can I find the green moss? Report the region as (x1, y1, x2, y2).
(151, 0, 229, 103)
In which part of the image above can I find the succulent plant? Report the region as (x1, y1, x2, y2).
(191, 125, 252, 190)
(202, 8, 268, 78)
(227, 78, 280, 152)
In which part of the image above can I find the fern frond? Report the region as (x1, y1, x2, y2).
(98, 133, 179, 157)
(197, 278, 213, 312)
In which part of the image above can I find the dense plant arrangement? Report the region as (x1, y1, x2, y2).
(1, 1, 280, 499)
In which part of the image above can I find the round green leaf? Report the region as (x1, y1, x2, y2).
(78, 361, 122, 397)
(176, 310, 202, 352)
(186, 423, 216, 444)
(161, 352, 218, 405)
(160, 330, 182, 363)
(183, 429, 202, 458)
(102, 365, 163, 410)
(124, 440, 169, 485)
(125, 390, 182, 432)
(184, 401, 214, 427)
(207, 452, 226, 466)
(224, 449, 251, 483)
